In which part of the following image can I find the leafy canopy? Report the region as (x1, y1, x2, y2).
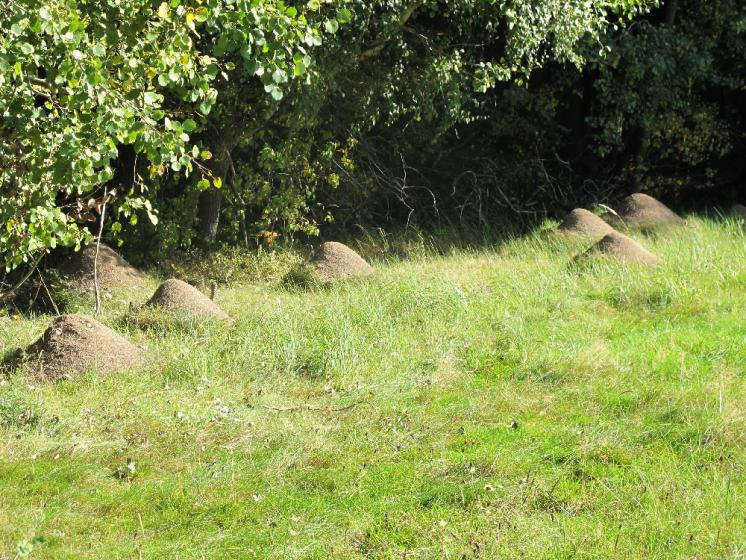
(0, 0, 657, 273)
(0, 0, 329, 270)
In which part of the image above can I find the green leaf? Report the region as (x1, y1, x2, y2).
(264, 83, 284, 101)
(336, 8, 352, 23)
(272, 68, 288, 83)
(143, 91, 160, 105)
(183, 119, 198, 132)
(158, 2, 170, 19)
(195, 7, 209, 22)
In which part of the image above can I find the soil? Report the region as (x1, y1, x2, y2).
(59, 244, 146, 292)
(146, 279, 230, 320)
(557, 208, 616, 240)
(731, 204, 746, 218)
(24, 314, 147, 381)
(579, 231, 661, 266)
(609, 193, 684, 229)
(311, 242, 375, 281)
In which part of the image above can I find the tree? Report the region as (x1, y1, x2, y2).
(586, 0, 746, 196)
(0, 0, 331, 298)
(1, 0, 661, 297)
(179, 0, 663, 247)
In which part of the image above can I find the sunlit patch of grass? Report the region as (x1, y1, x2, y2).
(1, 216, 745, 558)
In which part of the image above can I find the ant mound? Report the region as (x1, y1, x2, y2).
(24, 314, 146, 382)
(60, 243, 146, 292)
(732, 204, 746, 218)
(311, 242, 375, 282)
(609, 193, 684, 229)
(579, 231, 660, 266)
(146, 279, 230, 320)
(557, 208, 616, 240)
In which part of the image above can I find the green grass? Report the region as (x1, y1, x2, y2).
(1, 216, 745, 559)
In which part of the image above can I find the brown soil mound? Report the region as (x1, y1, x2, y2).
(146, 279, 230, 320)
(611, 193, 684, 229)
(580, 231, 660, 266)
(311, 242, 375, 281)
(732, 204, 746, 217)
(60, 243, 146, 291)
(24, 314, 146, 381)
(557, 208, 616, 240)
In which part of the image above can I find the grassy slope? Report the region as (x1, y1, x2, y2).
(1, 217, 745, 559)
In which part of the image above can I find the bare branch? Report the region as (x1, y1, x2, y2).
(0, 253, 45, 305)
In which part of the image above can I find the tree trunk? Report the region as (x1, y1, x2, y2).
(238, 210, 250, 249)
(198, 189, 223, 246)
(664, 0, 678, 26)
(197, 143, 232, 248)
(629, 126, 651, 193)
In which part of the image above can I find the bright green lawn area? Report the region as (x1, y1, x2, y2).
(1, 217, 745, 559)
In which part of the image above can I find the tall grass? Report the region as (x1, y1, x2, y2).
(0, 216, 744, 559)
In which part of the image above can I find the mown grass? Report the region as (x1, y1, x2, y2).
(1, 216, 745, 559)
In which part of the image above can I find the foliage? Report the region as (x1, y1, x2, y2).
(318, 0, 746, 226)
(1, 0, 662, 275)
(5, 0, 746, 274)
(0, 0, 331, 275)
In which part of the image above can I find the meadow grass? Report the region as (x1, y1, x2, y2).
(1, 216, 745, 559)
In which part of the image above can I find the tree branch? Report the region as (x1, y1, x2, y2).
(357, 1, 424, 62)
(0, 253, 45, 305)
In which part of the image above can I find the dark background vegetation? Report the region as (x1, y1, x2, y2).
(7, 0, 746, 270)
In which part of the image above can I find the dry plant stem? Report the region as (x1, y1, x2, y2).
(93, 187, 108, 317)
(261, 401, 363, 413)
(38, 269, 60, 316)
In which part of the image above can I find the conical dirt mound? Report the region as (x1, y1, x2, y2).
(311, 242, 375, 281)
(611, 193, 684, 229)
(24, 314, 146, 381)
(60, 243, 146, 292)
(580, 231, 660, 266)
(147, 279, 230, 320)
(557, 208, 616, 240)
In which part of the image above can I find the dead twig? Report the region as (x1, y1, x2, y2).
(261, 401, 364, 414)
(37, 268, 60, 316)
(93, 187, 108, 317)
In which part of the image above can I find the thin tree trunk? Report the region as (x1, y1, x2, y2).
(238, 210, 250, 249)
(664, 0, 678, 26)
(93, 186, 108, 317)
(198, 189, 223, 246)
(0, 253, 44, 305)
(197, 148, 232, 248)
